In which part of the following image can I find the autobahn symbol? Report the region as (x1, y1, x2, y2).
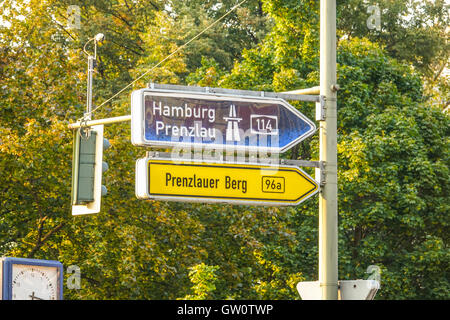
(224, 104, 242, 142)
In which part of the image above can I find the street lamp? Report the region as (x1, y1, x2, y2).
(83, 33, 105, 121)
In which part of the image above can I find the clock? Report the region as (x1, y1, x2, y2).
(0, 257, 63, 300)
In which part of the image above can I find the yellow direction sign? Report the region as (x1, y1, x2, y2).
(136, 158, 319, 206)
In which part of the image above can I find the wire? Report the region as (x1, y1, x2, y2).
(86, 0, 248, 117)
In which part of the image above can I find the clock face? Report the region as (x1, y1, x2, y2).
(11, 264, 60, 300)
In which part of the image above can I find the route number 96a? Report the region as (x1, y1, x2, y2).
(262, 176, 285, 193)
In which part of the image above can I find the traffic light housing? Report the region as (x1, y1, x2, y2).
(72, 128, 97, 204)
(71, 125, 109, 215)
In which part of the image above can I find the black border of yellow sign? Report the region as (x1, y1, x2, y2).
(136, 158, 319, 206)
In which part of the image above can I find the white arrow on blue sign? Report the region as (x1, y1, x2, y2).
(131, 88, 316, 153)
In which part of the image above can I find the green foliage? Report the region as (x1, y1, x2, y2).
(211, 22, 449, 298)
(338, 0, 449, 76)
(168, 0, 271, 72)
(335, 39, 449, 300)
(0, 0, 448, 301)
(186, 57, 226, 87)
(337, 0, 449, 111)
(182, 263, 220, 300)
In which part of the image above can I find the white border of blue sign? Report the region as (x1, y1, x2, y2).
(131, 88, 316, 153)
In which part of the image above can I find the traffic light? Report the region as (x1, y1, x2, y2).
(71, 124, 109, 215)
(101, 136, 110, 196)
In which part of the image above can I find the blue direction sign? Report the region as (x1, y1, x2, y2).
(131, 88, 315, 153)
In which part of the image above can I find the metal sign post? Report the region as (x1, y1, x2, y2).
(297, 0, 380, 300)
(318, 0, 339, 300)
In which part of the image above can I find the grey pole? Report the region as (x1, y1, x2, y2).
(86, 55, 95, 120)
(319, 0, 339, 300)
(84, 33, 104, 121)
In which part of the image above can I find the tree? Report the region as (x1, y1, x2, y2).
(338, 0, 449, 76)
(0, 0, 83, 263)
(130, 0, 271, 87)
(1, 0, 448, 300)
(168, 0, 271, 72)
(337, 0, 449, 110)
(215, 22, 449, 297)
(335, 39, 449, 299)
(0, 0, 302, 300)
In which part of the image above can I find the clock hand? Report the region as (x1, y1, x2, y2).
(29, 291, 44, 300)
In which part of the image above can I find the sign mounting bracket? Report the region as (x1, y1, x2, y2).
(316, 95, 326, 121)
(147, 82, 321, 103)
